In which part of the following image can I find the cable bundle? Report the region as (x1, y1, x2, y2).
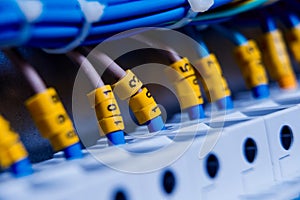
(0, 0, 269, 49)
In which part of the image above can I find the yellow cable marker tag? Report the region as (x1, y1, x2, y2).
(129, 87, 161, 124)
(0, 115, 28, 168)
(7, 143, 28, 164)
(89, 85, 125, 135)
(25, 88, 79, 151)
(50, 129, 79, 151)
(194, 54, 231, 102)
(287, 25, 300, 63)
(129, 87, 157, 111)
(35, 114, 73, 138)
(167, 58, 204, 109)
(261, 30, 297, 89)
(98, 115, 125, 135)
(174, 77, 204, 109)
(95, 98, 121, 119)
(234, 40, 268, 88)
(169, 57, 196, 80)
(133, 104, 161, 125)
(87, 85, 115, 107)
(112, 70, 143, 100)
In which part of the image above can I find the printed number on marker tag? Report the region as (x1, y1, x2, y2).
(107, 104, 117, 112)
(179, 63, 190, 73)
(66, 131, 76, 138)
(129, 76, 140, 88)
(51, 95, 60, 103)
(103, 90, 112, 96)
(57, 114, 66, 124)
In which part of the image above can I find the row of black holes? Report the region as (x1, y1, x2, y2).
(207, 125, 294, 178)
(114, 125, 294, 199)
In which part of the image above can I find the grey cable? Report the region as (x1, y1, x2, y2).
(131, 34, 181, 62)
(67, 51, 104, 88)
(84, 48, 126, 80)
(3, 49, 47, 94)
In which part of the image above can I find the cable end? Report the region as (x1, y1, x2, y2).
(252, 85, 270, 99)
(10, 158, 33, 177)
(146, 116, 166, 133)
(278, 75, 298, 90)
(216, 96, 234, 110)
(63, 142, 83, 160)
(186, 104, 205, 120)
(107, 130, 126, 145)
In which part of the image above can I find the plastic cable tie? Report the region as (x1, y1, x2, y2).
(167, 9, 198, 29)
(167, 0, 213, 29)
(188, 0, 214, 12)
(43, 0, 105, 54)
(2, 0, 42, 47)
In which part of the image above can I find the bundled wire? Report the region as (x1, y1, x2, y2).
(0, 0, 272, 49)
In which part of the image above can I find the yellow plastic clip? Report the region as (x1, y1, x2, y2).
(25, 88, 80, 151)
(98, 116, 125, 135)
(169, 57, 196, 81)
(286, 25, 300, 64)
(174, 76, 203, 109)
(88, 85, 125, 136)
(261, 30, 297, 89)
(0, 115, 28, 169)
(167, 57, 204, 109)
(194, 54, 231, 102)
(112, 70, 143, 100)
(129, 87, 161, 124)
(234, 40, 268, 89)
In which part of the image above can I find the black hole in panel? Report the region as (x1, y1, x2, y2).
(206, 154, 219, 178)
(162, 170, 176, 194)
(243, 138, 257, 163)
(280, 125, 293, 150)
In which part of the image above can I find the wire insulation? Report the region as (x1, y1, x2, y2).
(3, 49, 46, 93)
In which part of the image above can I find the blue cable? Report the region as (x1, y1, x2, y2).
(0, 0, 267, 48)
(85, 7, 187, 45)
(211, 0, 235, 9)
(31, 7, 185, 39)
(0, 12, 23, 26)
(282, 12, 300, 29)
(193, 0, 268, 22)
(211, 25, 248, 45)
(106, 0, 136, 5)
(190, 16, 232, 26)
(260, 12, 277, 33)
(211, 24, 269, 99)
(100, 0, 186, 22)
(63, 142, 83, 160)
(146, 116, 166, 132)
(184, 26, 234, 110)
(24, 7, 186, 47)
(90, 7, 187, 35)
(0, 0, 231, 47)
(10, 158, 33, 177)
(36, 10, 83, 24)
(106, 130, 126, 145)
(186, 104, 205, 120)
(184, 26, 210, 57)
(4, 0, 185, 24)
